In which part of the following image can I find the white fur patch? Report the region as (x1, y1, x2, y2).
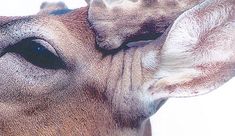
(142, 51, 158, 70)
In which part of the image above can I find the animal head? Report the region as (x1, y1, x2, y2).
(0, 0, 234, 135)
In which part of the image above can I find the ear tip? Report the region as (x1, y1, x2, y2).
(85, 0, 90, 4)
(89, 0, 107, 8)
(39, 1, 68, 12)
(40, 2, 48, 9)
(57, 2, 68, 8)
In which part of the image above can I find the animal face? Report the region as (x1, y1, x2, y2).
(0, 7, 156, 135)
(0, 0, 234, 135)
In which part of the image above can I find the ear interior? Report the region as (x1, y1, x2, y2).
(144, 0, 235, 99)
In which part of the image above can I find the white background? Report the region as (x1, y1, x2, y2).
(0, 0, 234, 136)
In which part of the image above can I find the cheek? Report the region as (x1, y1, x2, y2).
(0, 54, 71, 96)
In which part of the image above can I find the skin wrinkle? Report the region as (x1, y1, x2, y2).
(106, 60, 115, 105)
(130, 47, 137, 92)
(140, 48, 144, 87)
(103, 55, 112, 102)
(114, 49, 125, 123)
(110, 45, 156, 129)
(121, 49, 133, 125)
(131, 46, 143, 92)
(127, 48, 135, 91)
(108, 50, 124, 125)
(130, 46, 144, 92)
(113, 48, 148, 128)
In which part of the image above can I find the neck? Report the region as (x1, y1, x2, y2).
(0, 91, 151, 136)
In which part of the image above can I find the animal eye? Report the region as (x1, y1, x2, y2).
(4, 38, 65, 69)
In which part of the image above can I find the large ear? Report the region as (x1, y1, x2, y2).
(147, 0, 235, 99)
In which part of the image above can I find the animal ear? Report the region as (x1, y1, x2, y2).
(40, 2, 49, 10)
(145, 0, 235, 99)
(88, 0, 107, 8)
(39, 2, 67, 13)
(85, 0, 91, 5)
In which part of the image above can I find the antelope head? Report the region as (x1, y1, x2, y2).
(0, 0, 234, 136)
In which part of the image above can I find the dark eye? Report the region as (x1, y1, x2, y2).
(4, 38, 65, 69)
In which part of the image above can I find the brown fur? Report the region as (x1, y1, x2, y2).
(0, 7, 154, 136)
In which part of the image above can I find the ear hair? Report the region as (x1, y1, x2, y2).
(147, 0, 235, 99)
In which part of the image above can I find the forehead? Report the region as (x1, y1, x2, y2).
(0, 0, 87, 16)
(0, 8, 99, 61)
(0, 8, 91, 42)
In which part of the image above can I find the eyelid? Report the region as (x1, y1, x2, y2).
(0, 37, 59, 58)
(2, 37, 67, 70)
(31, 38, 58, 57)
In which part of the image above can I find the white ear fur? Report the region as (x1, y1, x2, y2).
(147, 0, 235, 99)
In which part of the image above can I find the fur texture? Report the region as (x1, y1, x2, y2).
(87, 0, 204, 49)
